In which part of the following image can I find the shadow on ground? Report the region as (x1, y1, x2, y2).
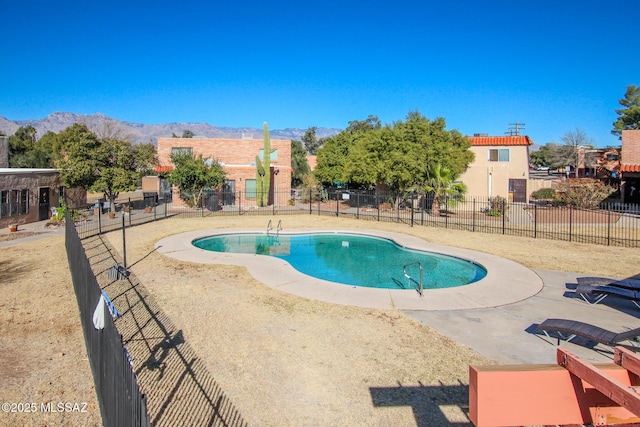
(83, 235, 248, 427)
(370, 381, 472, 426)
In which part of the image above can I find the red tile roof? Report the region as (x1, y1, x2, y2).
(621, 164, 640, 173)
(468, 136, 533, 146)
(154, 165, 174, 173)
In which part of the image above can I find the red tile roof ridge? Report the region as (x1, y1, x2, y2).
(468, 135, 533, 146)
(620, 164, 640, 173)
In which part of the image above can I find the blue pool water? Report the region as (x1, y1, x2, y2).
(192, 233, 486, 290)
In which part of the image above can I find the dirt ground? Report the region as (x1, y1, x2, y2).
(0, 232, 102, 427)
(1, 215, 639, 426)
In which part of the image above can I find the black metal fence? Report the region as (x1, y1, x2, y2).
(72, 188, 640, 248)
(65, 212, 151, 427)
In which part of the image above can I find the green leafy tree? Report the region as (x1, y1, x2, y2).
(32, 131, 58, 168)
(54, 123, 103, 190)
(529, 144, 555, 168)
(302, 126, 321, 155)
(612, 85, 640, 138)
(291, 139, 310, 186)
(346, 115, 381, 133)
(315, 115, 384, 188)
(8, 127, 58, 168)
(422, 163, 467, 217)
(314, 131, 354, 186)
(8, 126, 37, 167)
(169, 151, 226, 207)
(314, 112, 474, 197)
(395, 112, 473, 180)
(55, 123, 157, 211)
(182, 129, 195, 138)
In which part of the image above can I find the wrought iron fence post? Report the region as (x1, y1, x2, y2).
(336, 191, 339, 217)
(128, 197, 132, 227)
(122, 212, 127, 270)
(356, 192, 360, 220)
(534, 203, 537, 239)
(501, 198, 505, 234)
(98, 203, 102, 235)
(410, 191, 414, 227)
(569, 205, 573, 242)
(472, 198, 476, 232)
(445, 195, 449, 228)
(607, 207, 611, 246)
(377, 193, 381, 222)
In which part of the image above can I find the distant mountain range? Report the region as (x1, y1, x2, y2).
(0, 112, 342, 145)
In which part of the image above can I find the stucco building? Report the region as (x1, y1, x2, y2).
(458, 135, 533, 202)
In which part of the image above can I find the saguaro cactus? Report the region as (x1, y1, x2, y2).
(255, 122, 271, 207)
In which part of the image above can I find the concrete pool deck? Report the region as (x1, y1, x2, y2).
(155, 227, 543, 311)
(156, 227, 640, 365)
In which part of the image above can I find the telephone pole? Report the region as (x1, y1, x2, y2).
(506, 123, 526, 136)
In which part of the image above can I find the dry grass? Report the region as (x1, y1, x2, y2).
(100, 215, 639, 426)
(2, 214, 637, 426)
(0, 235, 101, 427)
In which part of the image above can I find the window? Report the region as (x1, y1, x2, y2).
(489, 149, 510, 162)
(606, 153, 619, 161)
(171, 147, 193, 157)
(0, 189, 29, 218)
(245, 179, 257, 199)
(259, 149, 278, 161)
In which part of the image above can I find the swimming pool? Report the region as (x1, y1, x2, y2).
(192, 233, 487, 290)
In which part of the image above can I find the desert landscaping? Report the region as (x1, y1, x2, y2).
(1, 215, 639, 426)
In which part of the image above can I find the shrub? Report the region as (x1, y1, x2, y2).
(487, 195, 509, 216)
(531, 188, 556, 200)
(554, 178, 615, 209)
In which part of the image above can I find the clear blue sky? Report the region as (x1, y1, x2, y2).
(1, 0, 638, 147)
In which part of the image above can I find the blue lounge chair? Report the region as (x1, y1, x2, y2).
(574, 284, 640, 308)
(537, 318, 640, 347)
(577, 276, 640, 290)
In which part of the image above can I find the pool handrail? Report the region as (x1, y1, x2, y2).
(267, 219, 283, 236)
(403, 261, 424, 296)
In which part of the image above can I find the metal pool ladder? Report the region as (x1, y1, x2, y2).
(267, 219, 282, 236)
(403, 261, 423, 296)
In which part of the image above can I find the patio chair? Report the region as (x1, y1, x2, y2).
(577, 276, 640, 290)
(574, 284, 640, 308)
(537, 318, 640, 347)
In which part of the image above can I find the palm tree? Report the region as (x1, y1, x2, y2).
(423, 163, 466, 217)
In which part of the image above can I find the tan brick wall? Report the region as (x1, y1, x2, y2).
(622, 130, 640, 165)
(157, 137, 292, 207)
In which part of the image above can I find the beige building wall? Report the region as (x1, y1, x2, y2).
(459, 143, 531, 202)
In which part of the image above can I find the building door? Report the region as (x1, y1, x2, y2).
(223, 180, 236, 205)
(508, 179, 527, 203)
(38, 187, 50, 221)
